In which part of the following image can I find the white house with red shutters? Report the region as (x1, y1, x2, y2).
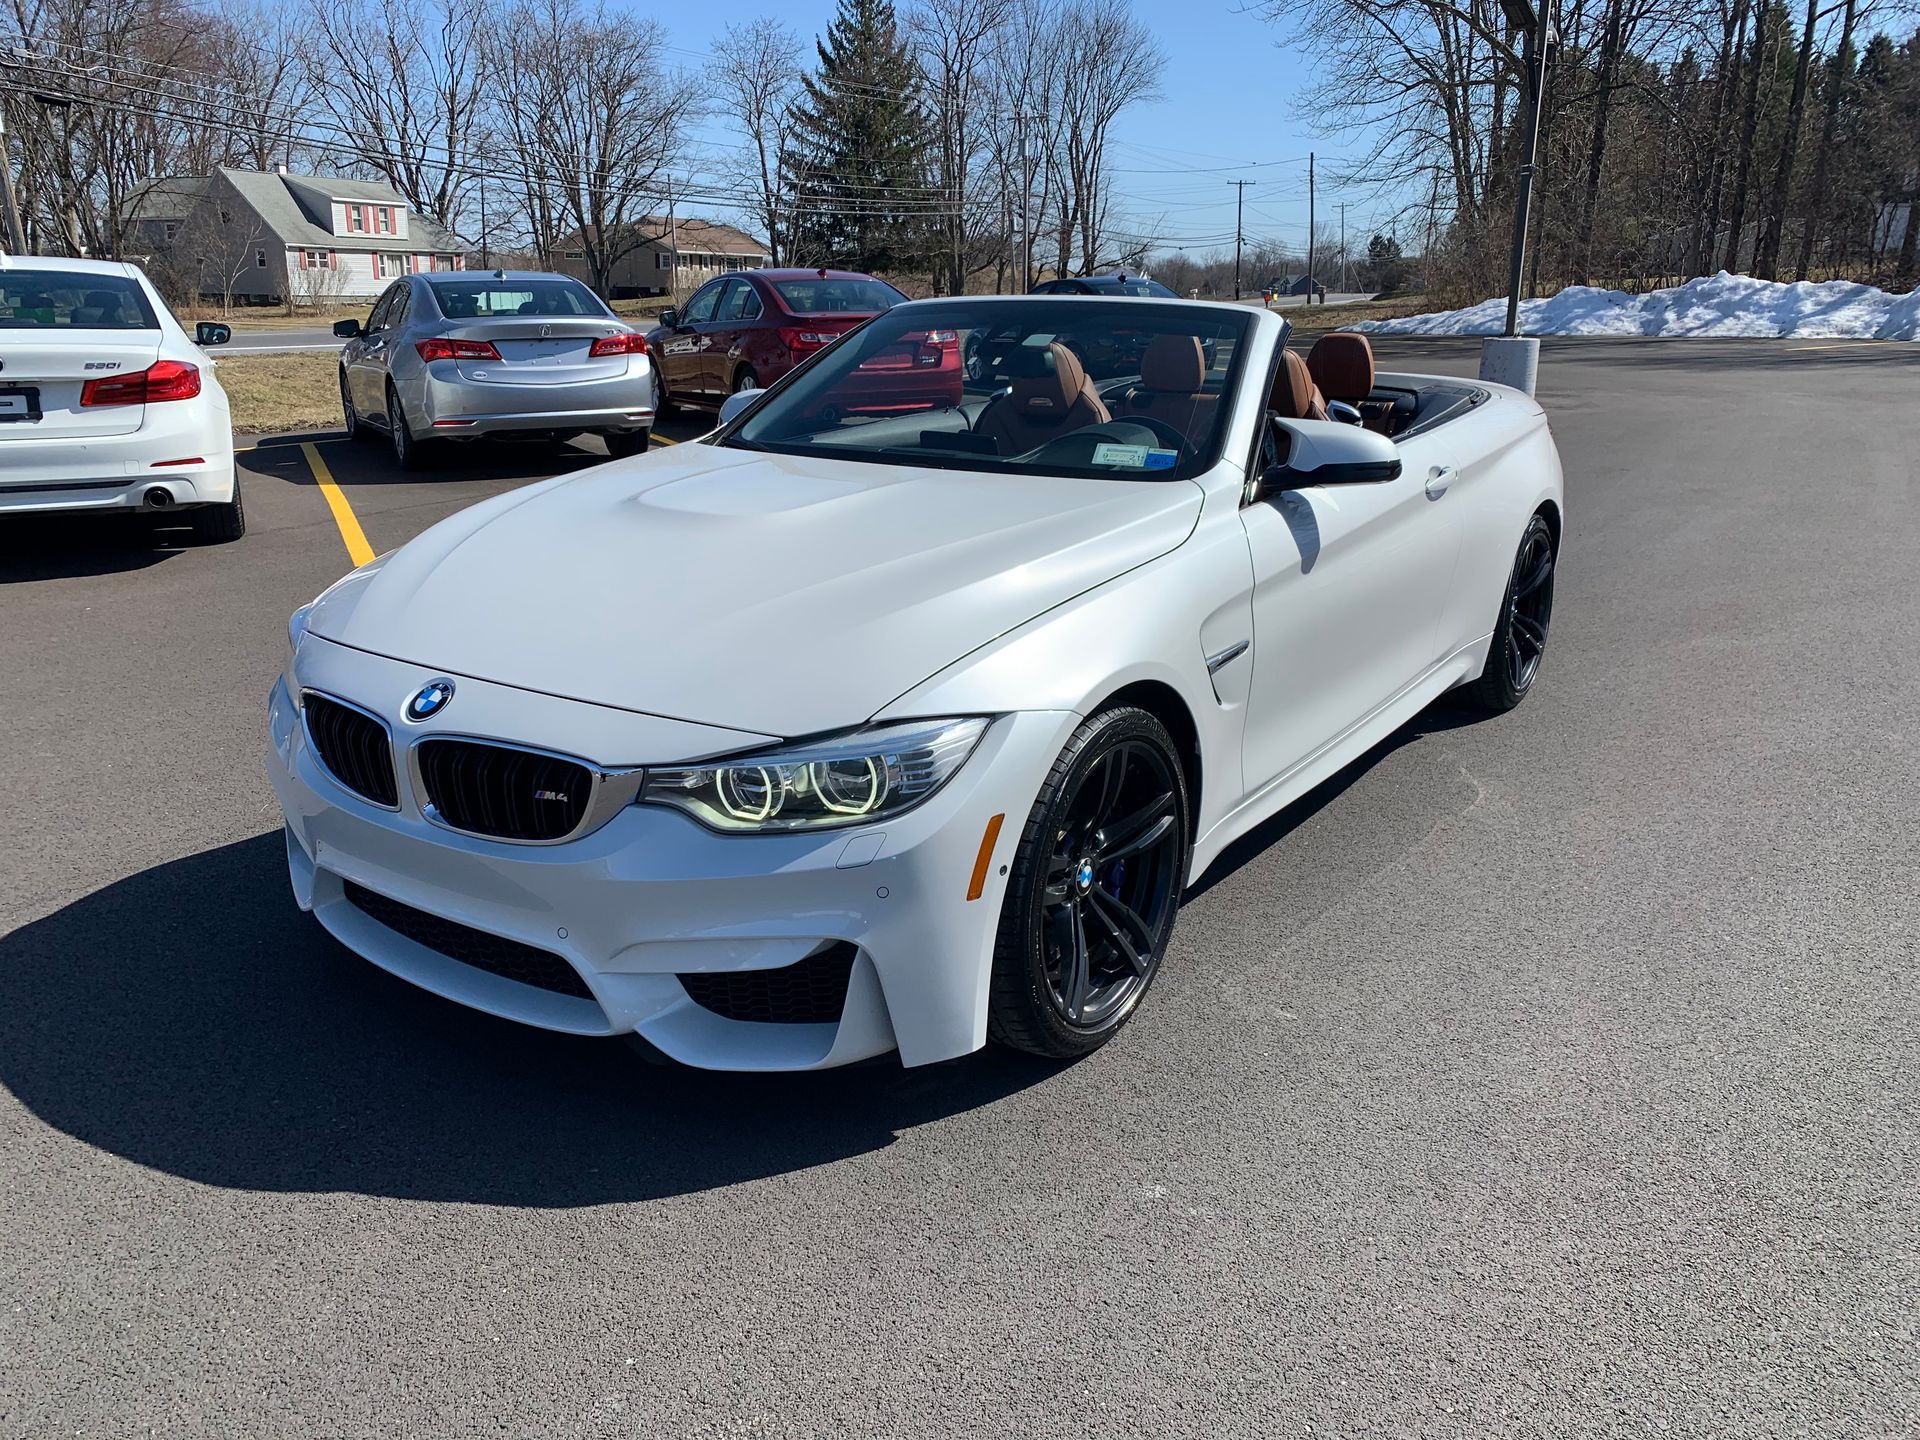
(150, 166, 464, 306)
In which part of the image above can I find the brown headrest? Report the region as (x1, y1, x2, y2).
(1139, 334, 1205, 392)
(1010, 341, 1087, 417)
(1270, 349, 1318, 418)
(1307, 331, 1375, 402)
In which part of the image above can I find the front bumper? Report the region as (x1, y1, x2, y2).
(265, 648, 1073, 1070)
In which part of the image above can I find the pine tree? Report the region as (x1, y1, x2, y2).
(782, 0, 932, 275)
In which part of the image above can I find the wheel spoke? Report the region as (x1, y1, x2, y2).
(1061, 901, 1091, 1021)
(1512, 612, 1546, 656)
(1515, 548, 1554, 598)
(1087, 890, 1152, 976)
(1091, 887, 1155, 963)
(1098, 791, 1175, 862)
(1043, 854, 1075, 901)
(1092, 745, 1129, 822)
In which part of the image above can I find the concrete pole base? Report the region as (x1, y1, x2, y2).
(1479, 336, 1541, 396)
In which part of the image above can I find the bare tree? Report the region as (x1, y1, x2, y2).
(484, 0, 700, 296)
(910, 0, 1012, 293)
(309, 0, 488, 228)
(713, 18, 801, 266)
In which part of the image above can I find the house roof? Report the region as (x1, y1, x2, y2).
(216, 168, 460, 253)
(129, 175, 209, 222)
(558, 216, 768, 257)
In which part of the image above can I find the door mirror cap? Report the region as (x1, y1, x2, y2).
(1263, 417, 1401, 490)
(717, 387, 764, 428)
(332, 318, 364, 339)
(194, 321, 231, 346)
(658, 308, 679, 330)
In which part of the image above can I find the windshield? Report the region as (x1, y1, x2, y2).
(769, 277, 904, 315)
(0, 271, 158, 330)
(428, 278, 607, 319)
(1089, 278, 1178, 297)
(726, 299, 1250, 482)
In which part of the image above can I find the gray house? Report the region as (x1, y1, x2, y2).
(151, 167, 464, 306)
(550, 218, 769, 299)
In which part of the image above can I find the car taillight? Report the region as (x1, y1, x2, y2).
(779, 327, 837, 354)
(919, 329, 957, 366)
(415, 338, 501, 362)
(79, 359, 201, 407)
(588, 332, 649, 357)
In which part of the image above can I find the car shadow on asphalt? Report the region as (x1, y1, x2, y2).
(0, 831, 1059, 1207)
(0, 511, 199, 583)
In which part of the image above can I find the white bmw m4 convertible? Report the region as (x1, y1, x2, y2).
(268, 296, 1562, 1071)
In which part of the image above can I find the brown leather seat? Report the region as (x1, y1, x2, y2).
(974, 342, 1111, 455)
(1306, 331, 1375, 408)
(1116, 334, 1217, 441)
(1269, 348, 1328, 421)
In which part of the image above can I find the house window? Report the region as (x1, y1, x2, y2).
(376, 207, 392, 234)
(432, 254, 453, 272)
(256, 247, 267, 268)
(656, 252, 670, 270)
(347, 205, 365, 233)
(380, 252, 405, 278)
(303, 249, 327, 270)
(562, 249, 584, 260)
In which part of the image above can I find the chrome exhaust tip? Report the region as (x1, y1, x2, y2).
(144, 486, 175, 510)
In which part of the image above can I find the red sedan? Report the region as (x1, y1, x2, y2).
(644, 269, 961, 415)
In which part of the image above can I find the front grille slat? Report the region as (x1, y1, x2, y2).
(678, 944, 858, 1025)
(303, 693, 398, 807)
(416, 738, 593, 842)
(344, 881, 595, 1000)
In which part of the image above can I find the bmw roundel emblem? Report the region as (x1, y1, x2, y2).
(404, 679, 455, 722)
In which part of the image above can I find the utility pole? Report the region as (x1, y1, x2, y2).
(1014, 113, 1040, 289)
(478, 178, 489, 269)
(1306, 152, 1316, 305)
(0, 104, 26, 255)
(1231, 179, 1255, 300)
(1501, 0, 1556, 336)
(665, 179, 680, 303)
(1338, 202, 1347, 294)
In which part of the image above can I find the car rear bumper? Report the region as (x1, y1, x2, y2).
(265, 659, 1074, 1072)
(0, 454, 236, 514)
(419, 405, 657, 438)
(418, 367, 655, 437)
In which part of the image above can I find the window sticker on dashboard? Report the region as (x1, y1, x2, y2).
(1091, 442, 1179, 470)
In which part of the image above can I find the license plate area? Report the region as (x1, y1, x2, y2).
(0, 386, 43, 423)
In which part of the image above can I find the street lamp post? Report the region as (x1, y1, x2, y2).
(1482, 0, 1557, 394)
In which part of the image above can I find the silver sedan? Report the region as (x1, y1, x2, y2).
(333, 271, 656, 469)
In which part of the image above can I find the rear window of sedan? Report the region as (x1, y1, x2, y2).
(428, 278, 609, 320)
(769, 277, 905, 315)
(0, 272, 158, 329)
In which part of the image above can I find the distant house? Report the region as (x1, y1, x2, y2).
(550, 218, 769, 298)
(1266, 273, 1326, 298)
(156, 167, 464, 306)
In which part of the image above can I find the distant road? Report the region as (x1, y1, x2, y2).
(218, 328, 343, 355)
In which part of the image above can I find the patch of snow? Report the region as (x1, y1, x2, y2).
(1354, 271, 1920, 340)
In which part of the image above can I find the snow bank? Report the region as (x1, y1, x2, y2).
(1354, 271, 1920, 340)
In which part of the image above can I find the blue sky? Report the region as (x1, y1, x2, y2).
(662, 1, 1392, 262)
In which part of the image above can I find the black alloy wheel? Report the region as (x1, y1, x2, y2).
(1465, 512, 1556, 712)
(989, 708, 1190, 1058)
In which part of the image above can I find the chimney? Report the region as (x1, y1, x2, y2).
(275, 163, 288, 176)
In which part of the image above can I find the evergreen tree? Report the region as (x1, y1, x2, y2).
(783, 0, 932, 275)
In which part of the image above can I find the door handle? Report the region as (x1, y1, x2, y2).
(1425, 465, 1455, 500)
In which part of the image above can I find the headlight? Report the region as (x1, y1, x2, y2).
(287, 604, 313, 662)
(641, 717, 990, 833)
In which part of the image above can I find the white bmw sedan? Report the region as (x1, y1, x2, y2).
(269, 296, 1563, 1071)
(1, 255, 243, 540)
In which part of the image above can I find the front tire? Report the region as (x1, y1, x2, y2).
(1464, 513, 1556, 713)
(988, 707, 1190, 1059)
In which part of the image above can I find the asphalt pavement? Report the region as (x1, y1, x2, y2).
(216, 325, 347, 354)
(2, 337, 1917, 1438)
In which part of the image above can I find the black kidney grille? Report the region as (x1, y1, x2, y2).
(303, 693, 398, 807)
(344, 880, 595, 1001)
(678, 943, 857, 1025)
(415, 738, 594, 841)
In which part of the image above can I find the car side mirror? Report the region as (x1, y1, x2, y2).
(332, 318, 364, 339)
(194, 321, 231, 346)
(659, 308, 679, 330)
(1261, 417, 1401, 492)
(717, 386, 764, 427)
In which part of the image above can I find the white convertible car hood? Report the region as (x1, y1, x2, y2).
(308, 443, 1202, 736)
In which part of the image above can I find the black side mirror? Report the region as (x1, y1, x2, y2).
(194, 321, 231, 346)
(1262, 417, 1402, 491)
(658, 308, 679, 330)
(332, 318, 364, 339)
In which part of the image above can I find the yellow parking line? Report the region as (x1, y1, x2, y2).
(651, 433, 677, 445)
(300, 441, 375, 567)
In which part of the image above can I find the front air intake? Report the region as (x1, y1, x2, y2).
(678, 944, 858, 1025)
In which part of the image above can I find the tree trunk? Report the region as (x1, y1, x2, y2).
(1755, 0, 1820, 278)
(1792, 0, 1855, 280)
(1578, 0, 1628, 286)
(1724, 0, 1772, 272)
(1694, 0, 1751, 275)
